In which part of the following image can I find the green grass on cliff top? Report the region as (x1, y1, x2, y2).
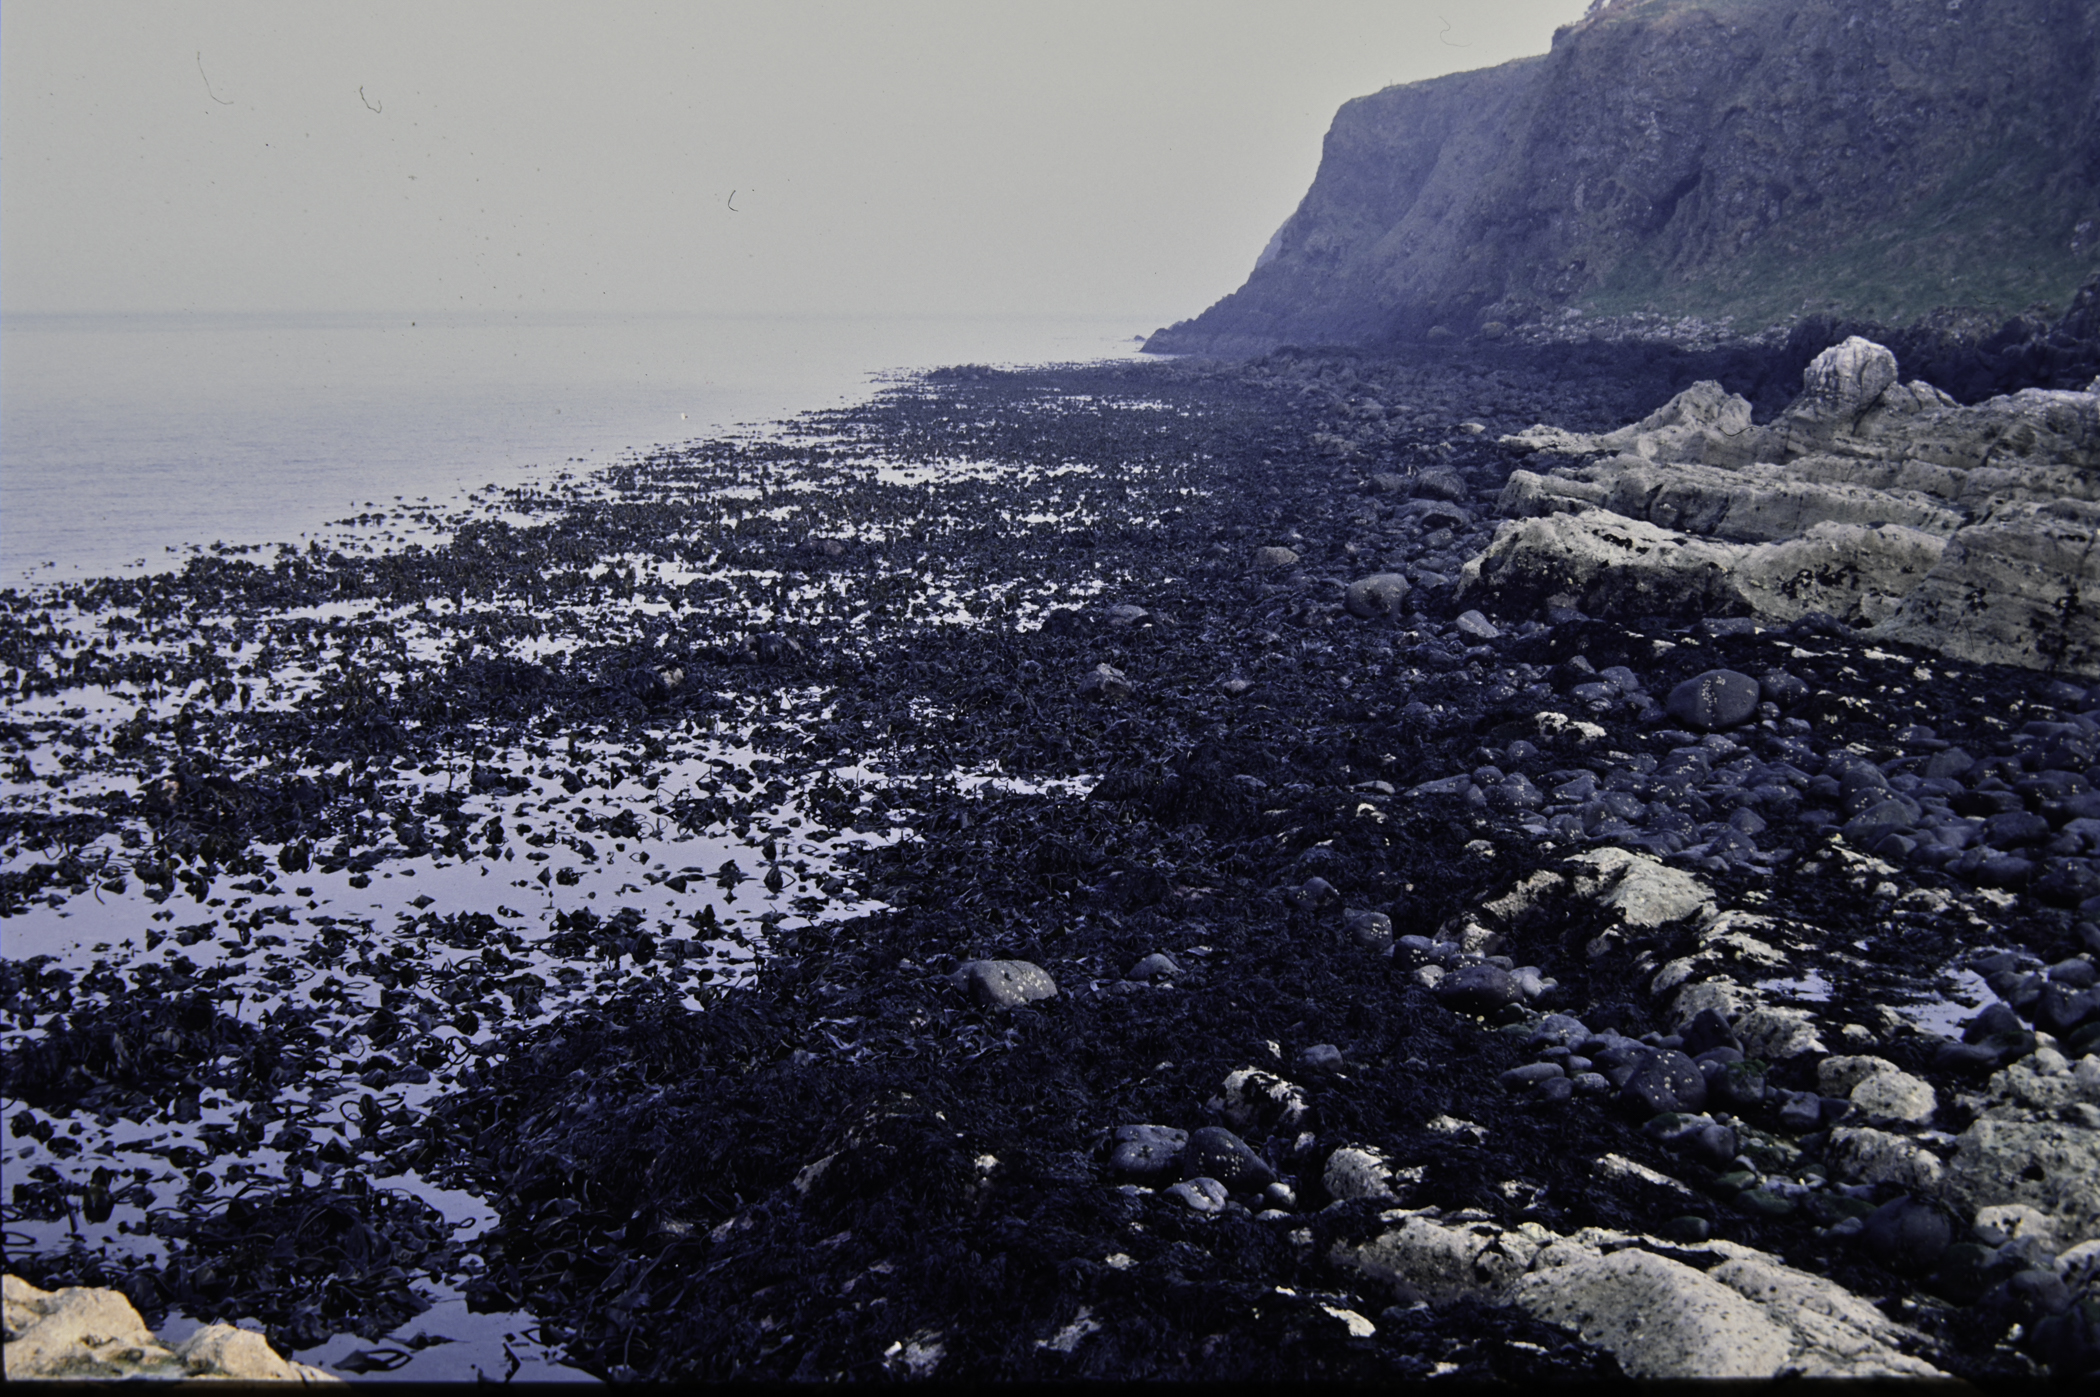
(1581, 142, 2100, 330)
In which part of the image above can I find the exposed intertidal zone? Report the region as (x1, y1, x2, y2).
(5, 350, 2100, 1381)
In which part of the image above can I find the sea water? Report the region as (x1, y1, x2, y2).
(1, 310, 1149, 581)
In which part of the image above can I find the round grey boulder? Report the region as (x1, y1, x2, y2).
(1619, 1048, 1708, 1116)
(1412, 466, 1470, 502)
(1501, 1062, 1566, 1091)
(1526, 1014, 1592, 1050)
(1986, 810, 2052, 847)
(956, 959, 1058, 1010)
(1758, 668, 1810, 709)
(1665, 669, 1761, 731)
(1435, 962, 1519, 1015)
(1345, 573, 1412, 619)
(1300, 1043, 1346, 1073)
(1844, 799, 1921, 845)
(1342, 908, 1394, 952)
(1111, 1124, 1188, 1176)
(1185, 1126, 1277, 1191)
(1454, 609, 1501, 641)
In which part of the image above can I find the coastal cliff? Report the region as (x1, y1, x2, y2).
(1149, 0, 2100, 355)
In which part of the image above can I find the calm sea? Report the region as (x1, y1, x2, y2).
(0, 310, 1149, 582)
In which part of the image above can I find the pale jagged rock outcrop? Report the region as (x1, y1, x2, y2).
(1329, 1212, 1941, 1378)
(2, 1275, 339, 1382)
(1941, 1050, 2100, 1249)
(1464, 337, 2100, 674)
(1465, 847, 1833, 1068)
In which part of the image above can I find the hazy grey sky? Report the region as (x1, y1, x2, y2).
(4, 2, 1589, 322)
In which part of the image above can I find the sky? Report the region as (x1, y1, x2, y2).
(2, 1, 1592, 324)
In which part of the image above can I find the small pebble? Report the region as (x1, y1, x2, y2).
(1166, 1177, 1230, 1214)
(1454, 609, 1501, 641)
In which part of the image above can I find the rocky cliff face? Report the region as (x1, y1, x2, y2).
(1151, 0, 2100, 355)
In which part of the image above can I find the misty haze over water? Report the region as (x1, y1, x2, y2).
(0, 311, 1146, 582)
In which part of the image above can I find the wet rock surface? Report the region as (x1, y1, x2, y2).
(3, 346, 2099, 1380)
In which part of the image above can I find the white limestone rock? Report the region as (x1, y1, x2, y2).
(1730, 522, 1948, 627)
(1461, 511, 1751, 620)
(1326, 1216, 1943, 1379)
(1825, 1126, 1945, 1193)
(1, 1275, 338, 1382)
(1703, 1256, 1942, 1378)
(1942, 1119, 2100, 1247)
(1478, 337, 2100, 673)
(1515, 1250, 1790, 1379)
(1797, 336, 1900, 416)
(1567, 848, 1715, 929)
(1329, 1213, 1538, 1305)
(1979, 1051, 2100, 1115)
(2059, 1238, 2100, 1288)
(1668, 976, 1748, 1025)
(172, 1324, 340, 1382)
(1977, 1202, 2061, 1257)
(1323, 1145, 1404, 1203)
(2, 1277, 169, 1380)
(1732, 1005, 1828, 1061)
(1500, 458, 1965, 542)
(1503, 379, 1775, 468)
(1819, 1056, 1936, 1124)
(1216, 1066, 1310, 1134)
(1872, 498, 2100, 673)
(1462, 511, 1948, 631)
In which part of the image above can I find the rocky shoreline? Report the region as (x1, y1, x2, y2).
(4, 338, 2099, 1381)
